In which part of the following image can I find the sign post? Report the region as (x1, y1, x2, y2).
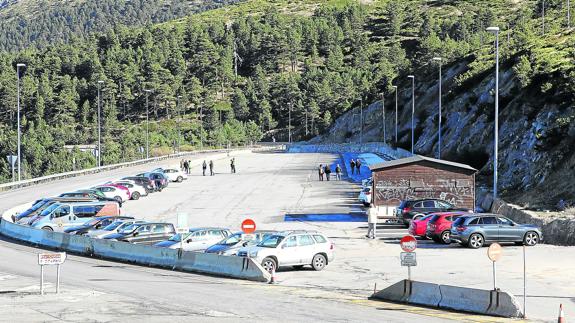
(487, 243, 502, 290)
(400, 235, 417, 281)
(176, 213, 188, 251)
(6, 155, 17, 182)
(38, 252, 66, 295)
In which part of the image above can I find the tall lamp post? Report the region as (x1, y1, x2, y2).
(407, 75, 415, 155)
(542, 0, 546, 35)
(359, 97, 363, 144)
(487, 26, 500, 200)
(381, 93, 386, 144)
(16, 63, 26, 181)
(97, 80, 104, 167)
(177, 95, 182, 153)
(393, 85, 398, 143)
(288, 102, 292, 143)
(144, 89, 153, 159)
(432, 57, 443, 159)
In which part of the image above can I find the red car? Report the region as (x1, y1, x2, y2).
(408, 214, 436, 238)
(426, 211, 467, 244)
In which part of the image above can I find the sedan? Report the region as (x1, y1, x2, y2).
(64, 216, 134, 235)
(151, 168, 187, 182)
(87, 219, 146, 239)
(92, 185, 130, 203)
(154, 228, 232, 252)
(205, 231, 277, 256)
(110, 180, 148, 200)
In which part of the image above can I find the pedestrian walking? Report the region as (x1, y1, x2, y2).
(183, 160, 189, 174)
(356, 159, 362, 175)
(350, 159, 356, 175)
(187, 160, 192, 174)
(318, 164, 324, 181)
(202, 160, 207, 176)
(366, 205, 378, 239)
(324, 164, 332, 181)
(209, 160, 214, 176)
(335, 164, 342, 180)
(230, 158, 236, 173)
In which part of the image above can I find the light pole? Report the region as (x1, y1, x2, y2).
(359, 97, 363, 144)
(393, 85, 398, 143)
(288, 102, 292, 143)
(144, 89, 152, 159)
(97, 80, 104, 167)
(542, 0, 546, 35)
(177, 95, 182, 153)
(487, 26, 500, 200)
(433, 57, 443, 159)
(16, 63, 25, 181)
(407, 75, 415, 155)
(568, 0, 571, 28)
(381, 93, 386, 144)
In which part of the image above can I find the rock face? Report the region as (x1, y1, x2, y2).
(314, 56, 575, 209)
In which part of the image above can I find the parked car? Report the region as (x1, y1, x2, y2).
(154, 227, 232, 252)
(151, 168, 187, 182)
(358, 187, 372, 206)
(92, 185, 130, 203)
(396, 199, 470, 227)
(362, 177, 372, 189)
(136, 172, 169, 191)
(64, 216, 134, 235)
(101, 183, 131, 200)
(237, 230, 335, 272)
(109, 180, 148, 200)
(425, 211, 467, 244)
(205, 231, 277, 256)
(121, 176, 155, 193)
(450, 214, 542, 249)
(15, 197, 98, 223)
(87, 219, 146, 239)
(31, 201, 121, 231)
(103, 222, 176, 245)
(408, 214, 436, 238)
(59, 190, 122, 205)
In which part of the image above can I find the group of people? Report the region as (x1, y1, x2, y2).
(349, 159, 362, 175)
(318, 164, 342, 181)
(180, 159, 192, 174)
(198, 158, 236, 176)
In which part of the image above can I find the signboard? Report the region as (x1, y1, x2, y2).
(241, 234, 255, 241)
(241, 219, 256, 234)
(6, 155, 17, 167)
(400, 235, 417, 252)
(400, 252, 417, 266)
(487, 243, 502, 262)
(38, 252, 66, 265)
(176, 228, 188, 234)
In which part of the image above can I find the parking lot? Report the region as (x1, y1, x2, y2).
(1, 150, 574, 321)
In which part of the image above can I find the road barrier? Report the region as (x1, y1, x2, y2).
(370, 280, 523, 318)
(0, 219, 271, 283)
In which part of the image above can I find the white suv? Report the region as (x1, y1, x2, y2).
(237, 231, 334, 272)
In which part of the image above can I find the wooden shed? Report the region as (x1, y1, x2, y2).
(368, 155, 477, 210)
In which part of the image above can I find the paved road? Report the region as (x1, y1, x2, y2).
(1, 150, 572, 322)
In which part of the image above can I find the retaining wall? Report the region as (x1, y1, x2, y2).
(0, 219, 270, 282)
(287, 142, 411, 160)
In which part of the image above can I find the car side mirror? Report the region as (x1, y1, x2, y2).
(186, 239, 192, 243)
(510, 222, 515, 226)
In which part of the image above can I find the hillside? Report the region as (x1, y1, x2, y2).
(0, 0, 243, 51)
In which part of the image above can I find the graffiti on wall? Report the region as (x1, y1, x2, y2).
(375, 178, 473, 206)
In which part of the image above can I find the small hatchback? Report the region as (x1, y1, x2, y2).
(425, 212, 467, 244)
(408, 214, 436, 238)
(237, 230, 334, 272)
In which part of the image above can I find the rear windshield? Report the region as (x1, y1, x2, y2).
(428, 215, 440, 223)
(452, 217, 466, 226)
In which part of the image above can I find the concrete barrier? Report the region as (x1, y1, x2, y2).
(409, 281, 442, 307)
(370, 279, 410, 303)
(438, 284, 493, 314)
(0, 219, 270, 283)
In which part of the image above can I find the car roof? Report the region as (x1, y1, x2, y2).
(276, 230, 323, 236)
(458, 213, 502, 218)
(407, 198, 448, 203)
(188, 227, 230, 231)
(95, 215, 134, 220)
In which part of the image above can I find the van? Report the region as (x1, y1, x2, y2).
(16, 197, 99, 223)
(31, 201, 120, 232)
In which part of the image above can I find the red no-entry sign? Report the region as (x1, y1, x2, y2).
(241, 219, 256, 234)
(400, 235, 417, 252)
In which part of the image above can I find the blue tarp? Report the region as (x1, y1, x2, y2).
(341, 152, 386, 182)
(284, 213, 367, 222)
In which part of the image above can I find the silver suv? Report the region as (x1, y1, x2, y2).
(237, 230, 335, 272)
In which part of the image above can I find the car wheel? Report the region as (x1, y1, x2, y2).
(42, 226, 53, 231)
(131, 192, 140, 200)
(311, 254, 327, 271)
(261, 257, 277, 273)
(468, 233, 484, 249)
(113, 196, 123, 203)
(523, 231, 539, 246)
(440, 230, 451, 244)
(177, 176, 183, 183)
(293, 265, 304, 270)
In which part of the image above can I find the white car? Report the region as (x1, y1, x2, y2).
(154, 227, 232, 252)
(92, 185, 130, 203)
(362, 177, 372, 189)
(87, 219, 146, 239)
(151, 168, 187, 182)
(358, 187, 372, 206)
(237, 230, 335, 272)
(110, 180, 148, 200)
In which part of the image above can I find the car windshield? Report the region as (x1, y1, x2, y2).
(119, 223, 140, 233)
(103, 221, 125, 231)
(169, 233, 191, 241)
(39, 203, 60, 216)
(220, 233, 242, 245)
(258, 235, 285, 248)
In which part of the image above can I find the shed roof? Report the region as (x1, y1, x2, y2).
(369, 155, 477, 173)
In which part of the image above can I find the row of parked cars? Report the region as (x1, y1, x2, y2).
(12, 166, 335, 273)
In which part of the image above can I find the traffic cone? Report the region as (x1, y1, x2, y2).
(269, 267, 277, 284)
(558, 304, 565, 323)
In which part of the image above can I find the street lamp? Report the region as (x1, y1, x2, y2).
(542, 0, 546, 35)
(288, 102, 292, 143)
(486, 26, 500, 200)
(381, 93, 386, 144)
(432, 57, 443, 159)
(144, 89, 153, 159)
(359, 97, 363, 144)
(177, 95, 182, 153)
(16, 63, 26, 181)
(407, 75, 415, 155)
(393, 85, 398, 143)
(569, 0, 571, 28)
(97, 80, 104, 167)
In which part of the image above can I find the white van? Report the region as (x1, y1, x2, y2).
(32, 201, 120, 232)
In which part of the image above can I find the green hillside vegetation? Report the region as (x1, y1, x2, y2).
(0, 0, 573, 183)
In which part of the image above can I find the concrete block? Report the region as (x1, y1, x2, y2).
(408, 281, 442, 307)
(438, 284, 492, 314)
(485, 290, 524, 318)
(370, 279, 410, 303)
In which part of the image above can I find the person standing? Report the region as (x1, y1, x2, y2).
(335, 164, 342, 180)
(318, 164, 324, 181)
(183, 160, 189, 174)
(202, 160, 207, 176)
(350, 159, 356, 175)
(230, 158, 236, 173)
(209, 160, 214, 176)
(187, 160, 192, 174)
(180, 159, 185, 172)
(367, 205, 378, 239)
(356, 159, 362, 175)
(324, 164, 332, 181)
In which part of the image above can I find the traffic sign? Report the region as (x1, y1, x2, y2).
(6, 155, 17, 167)
(241, 219, 256, 234)
(176, 228, 188, 234)
(400, 252, 417, 266)
(38, 252, 66, 265)
(400, 235, 417, 252)
(488, 243, 502, 262)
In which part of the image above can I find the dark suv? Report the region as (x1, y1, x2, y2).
(396, 199, 469, 227)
